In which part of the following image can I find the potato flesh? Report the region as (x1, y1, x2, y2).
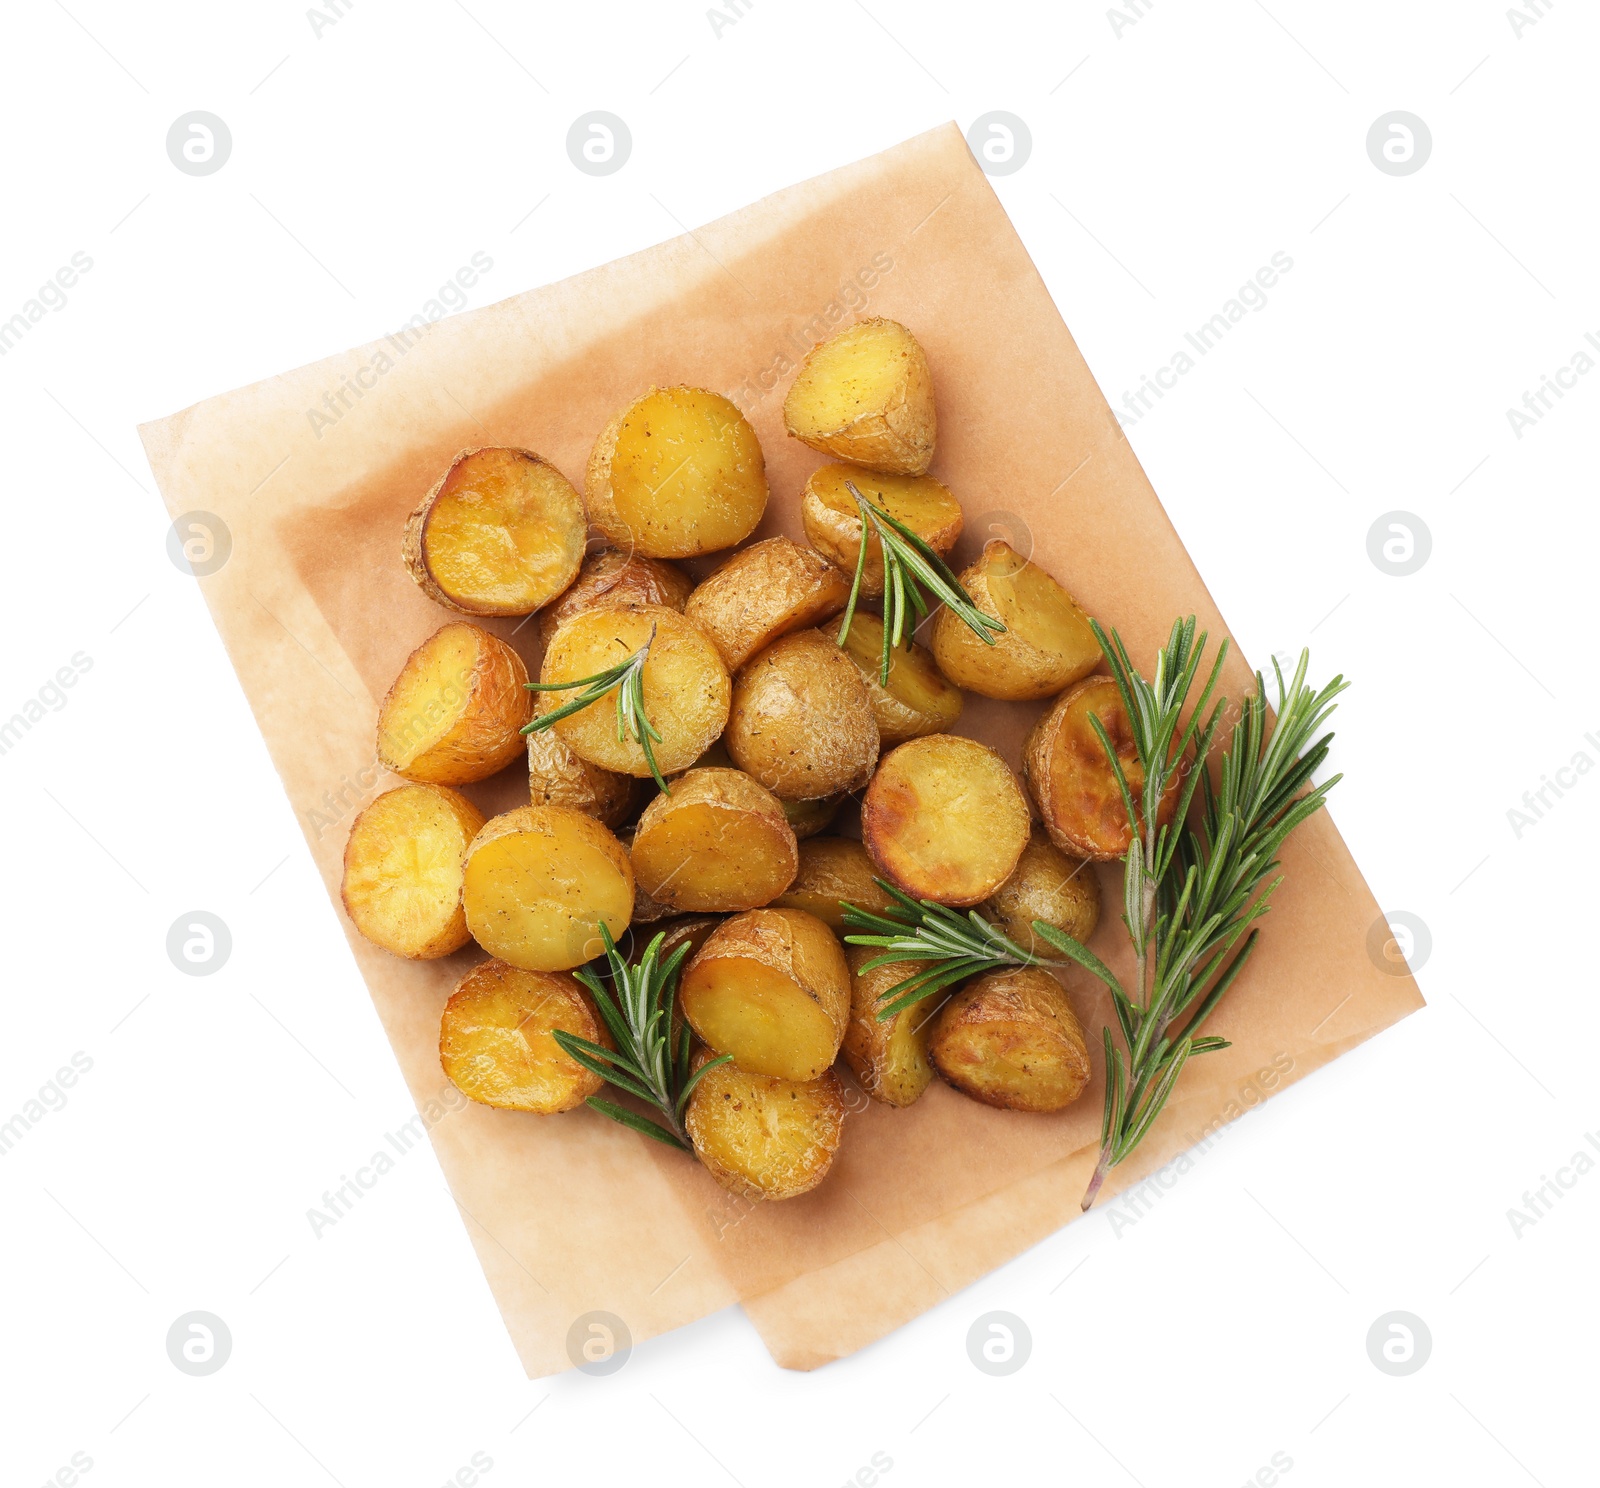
(802, 465, 962, 597)
(539, 549, 693, 650)
(840, 613, 963, 743)
(686, 1062, 846, 1201)
(842, 948, 936, 1107)
(684, 537, 850, 671)
(930, 969, 1090, 1113)
(986, 826, 1101, 954)
(770, 836, 892, 933)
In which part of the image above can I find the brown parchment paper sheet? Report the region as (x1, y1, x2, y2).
(139, 123, 1422, 1378)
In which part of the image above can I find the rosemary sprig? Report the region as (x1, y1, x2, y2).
(552, 925, 730, 1151)
(835, 479, 1004, 683)
(523, 623, 668, 791)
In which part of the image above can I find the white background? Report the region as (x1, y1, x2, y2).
(2, 1, 1595, 1484)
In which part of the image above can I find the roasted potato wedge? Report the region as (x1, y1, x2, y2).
(932, 540, 1100, 701)
(841, 945, 938, 1108)
(680, 908, 850, 1081)
(586, 386, 767, 558)
(686, 1056, 847, 1201)
(985, 825, 1101, 955)
(726, 629, 880, 801)
(1024, 674, 1178, 860)
(839, 613, 963, 744)
(783, 319, 936, 475)
(538, 604, 731, 778)
(538, 548, 693, 650)
(929, 968, 1090, 1113)
(377, 622, 530, 784)
(629, 767, 798, 913)
(801, 465, 962, 597)
(526, 729, 638, 828)
(684, 537, 851, 671)
(770, 836, 893, 933)
(462, 806, 634, 971)
(782, 795, 843, 840)
(341, 784, 486, 958)
(439, 960, 610, 1114)
(862, 735, 1030, 906)
(403, 447, 585, 617)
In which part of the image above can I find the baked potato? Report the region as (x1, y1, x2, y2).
(862, 735, 1030, 906)
(341, 784, 485, 958)
(841, 945, 938, 1108)
(586, 386, 768, 558)
(539, 548, 694, 650)
(679, 908, 850, 1080)
(684, 536, 850, 671)
(526, 728, 639, 828)
(376, 621, 530, 784)
(801, 465, 962, 597)
(929, 967, 1090, 1113)
(725, 629, 880, 800)
(403, 447, 585, 617)
(782, 795, 843, 840)
(439, 959, 610, 1114)
(985, 825, 1102, 956)
(839, 613, 963, 744)
(783, 319, 936, 475)
(770, 836, 894, 933)
(615, 827, 673, 925)
(931, 540, 1100, 700)
(462, 805, 634, 971)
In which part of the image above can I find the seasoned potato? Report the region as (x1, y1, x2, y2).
(526, 729, 638, 828)
(725, 629, 880, 801)
(629, 768, 798, 913)
(685, 537, 850, 671)
(801, 465, 962, 597)
(782, 795, 843, 840)
(403, 447, 585, 617)
(783, 318, 936, 475)
(538, 604, 730, 778)
(770, 836, 893, 933)
(654, 915, 723, 965)
(862, 735, 1030, 906)
(439, 960, 610, 1114)
(686, 1056, 847, 1201)
(929, 967, 1090, 1113)
(341, 784, 486, 958)
(616, 827, 674, 925)
(841, 945, 938, 1108)
(462, 806, 633, 971)
(986, 826, 1102, 955)
(680, 908, 850, 1080)
(932, 541, 1101, 701)
(586, 386, 767, 558)
(538, 549, 693, 650)
(1024, 674, 1178, 861)
(839, 613, 963, 743)
(377, 622, 530, 784)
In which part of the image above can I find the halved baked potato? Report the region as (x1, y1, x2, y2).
(539, 549, 694, 650)
(770, 836, 894, 933)
(526, 729, 638, 828)
(801, 464, 962, 597)
(839, 613, 963, 744)
(841, 945, 938, 1108)
(929, 967, 1090, 1113)
(686, 1055, 847, 1201)
(985, 825, 1101, 956)
(684, 537, 850, 671)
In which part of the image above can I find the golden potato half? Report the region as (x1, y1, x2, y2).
(586, 386, 768, 558)
(1024, 674, 1178, 861)
(462, 806, 634, 971)
(726, 629, 880, 801)
(685, 537, 851, 671)
(929, 968, 1090, 1113)
(439, 960, 609, 1114)
(538, 604, 731, 778)
(680, 908, 850, 1081)
(783, 319, 936, 475)
(842, 945, 938, 1108)
(770, 836, 893, 933)
(840, 613, 963, 743)
(538, 549, 693, 650)
(862, 735, 1030, 906)
(686, 1058, 847, 1201)
(986, 825, 1102, 955)
(801, 464, 962, 597)
(630, 767, 798, 913)
(341, 784, 486, 959)
(526, 729, 638, 828)
(932, 540, 1100, 701)
(403, 447, 585, 617)
(377, 622, 530, 784)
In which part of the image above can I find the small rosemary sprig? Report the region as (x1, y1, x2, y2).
(835, 479, 1004, 683)
(552, 925, 730, 1151)
(523, 623, 668, 791)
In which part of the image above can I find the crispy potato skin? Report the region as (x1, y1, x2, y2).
(781, 795, 843, 840)
(526, 729, 639, 828)
(1024, 675, 1179, 860)
(377, 622, 531, 784)
(403, 447, 585, 617)
(439, 960, 610, 1113)
(686, 1057, 847, 1201)
(842, 945, 938, 1108)
(862, 735, 1030, 906)
(685, 537, 850, 671)
(770, 836, 893, 933)
(840, 613, 963, 744)
(341, 784, 486, 958)
(929, 968, 1090, 1113)
(538, 549, 693, 651)
(783, 319, 936, 475)
(801, 465, 963, 598)
(726, 629, 880, 801)
(985, 826, 1101, 955)
(586, 386, 768, 558)
(932, 541, 1101, 701)
(629, 767, 798, 913)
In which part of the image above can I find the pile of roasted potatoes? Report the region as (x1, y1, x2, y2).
(343, 317, 1126, 1202)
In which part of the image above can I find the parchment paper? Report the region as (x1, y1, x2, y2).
(140, 122, 1423, 1377)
